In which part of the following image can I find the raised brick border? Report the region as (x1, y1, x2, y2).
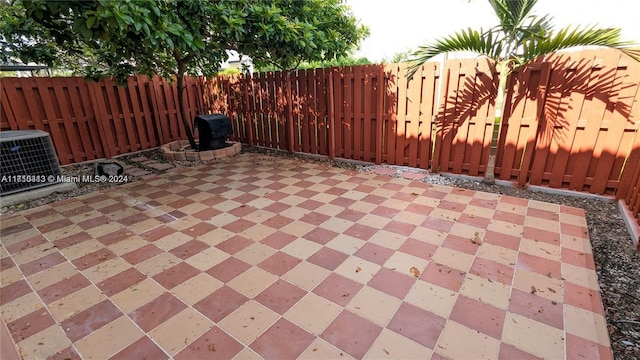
(161, 141, 242, 161)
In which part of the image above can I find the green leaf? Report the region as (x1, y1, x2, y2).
(86, 16, 96, 29)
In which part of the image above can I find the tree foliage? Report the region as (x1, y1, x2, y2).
(1, 0, 368, 148)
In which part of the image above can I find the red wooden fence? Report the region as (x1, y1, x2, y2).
(1, 75, 202, 164)
(1, 49, 639, 224)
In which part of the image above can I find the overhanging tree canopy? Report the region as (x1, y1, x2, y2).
(1, 0, 368, 149)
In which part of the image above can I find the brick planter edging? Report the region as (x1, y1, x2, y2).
(161, 141, 242, 161)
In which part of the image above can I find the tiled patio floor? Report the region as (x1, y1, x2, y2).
(0, 152, 610, 359)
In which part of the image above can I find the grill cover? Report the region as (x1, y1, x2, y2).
(195, 114, 233, 151)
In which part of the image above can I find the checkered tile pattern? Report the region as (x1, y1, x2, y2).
(1, 153, 610, 359)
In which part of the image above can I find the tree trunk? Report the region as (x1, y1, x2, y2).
(176, 70, 198, 150)
(483, 60, 509, 184)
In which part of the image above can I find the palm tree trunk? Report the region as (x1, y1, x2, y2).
(483, 60, 509, 184)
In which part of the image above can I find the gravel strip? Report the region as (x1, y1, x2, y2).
(1, 147, 639, 359)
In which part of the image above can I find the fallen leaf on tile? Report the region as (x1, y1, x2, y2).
(355, 267, 362, 273)
(470, 232, 482, 245)
(552, 301, 557, 305)
(530, 286, 537, 294)
(468, 214, 476, 218)
(547, 287, 556, 293)
(409, 266, 420, 277)
(313, 348, 318, 352)
(208, 344, 216, 352)
(383, 349, 390, 355)
(538, 307, 544, 313)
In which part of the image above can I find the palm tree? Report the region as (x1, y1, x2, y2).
(407, 0, 639, 184)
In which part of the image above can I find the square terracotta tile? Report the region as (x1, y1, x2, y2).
(110, 336, 169, 360)
(469, 257, 514, 286)
(563, 304, 610, 346)
(498, 343, 544, 360)
(258, 251, 302, 276)
(48, 286, 105, 323)
(15, 324, 72, 360)
(121, 244, 163, 265)
(281, 238, 323, 260)
(386, 302, 445, 349)
(254, 279, 307, 314)
(282, 261, 331, 291)
(128, 292, 186, 332)
(303, 227, 340, 245)
(73, 316, 143, 360)
(251, 318, 316, 359)
(226, 267, 278, 298)
(218, 300, 279, 344)
(565, 333, 613, 360)
(194, 286, 249, 323)
(383, 251, 429, 278)
(307, 247, 349, 271)
(148, 307, 213, 356)
(234, 242, 277, 265)
(299, 338, 356, 359)
(450, 295, 506, 339)
(260, 230, 298, 249)
(405, 279, 456, 319)
(37, 273, 91, 304)
(508, 288, 563, 329)
(502, 312, 564, 359)
(152, 262, 200, 290)
(97, 267, 146, 297)
(436, 320, 500, 359)
(334, 256, 381, 285)
(460, 273, 511, 310)
(60, 299, 123, 342)
(353, 242, 394, 265)
(366, 328, 432, 359)
(345, 286, 402, 326)
(18, 252, 66, 277)
(313, 273, 363, 306)
(321, 311, 383, 359)
(214, 235, 253, 255)
(420, 262, 466, 292)
(174, 327, 243, 359)
(168, 239, 210, 260)
(516, 252, 562, 279)
(205, 257, 252, 283)
(7, 308, 56, 343)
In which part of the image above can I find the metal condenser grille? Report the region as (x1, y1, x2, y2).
(0, 130, 62, 195)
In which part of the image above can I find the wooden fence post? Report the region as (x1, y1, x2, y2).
(243, 74, 255, 147)
(375, 67, 385, 164)
(328, 70, 336, 160)
(286, 71, 295, 153)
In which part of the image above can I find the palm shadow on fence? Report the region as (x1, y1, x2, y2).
(432, 50, 638, 193)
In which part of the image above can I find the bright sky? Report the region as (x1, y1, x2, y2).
(347, 0, 640, 62)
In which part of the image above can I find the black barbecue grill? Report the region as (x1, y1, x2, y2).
(195, 114, 233, 151)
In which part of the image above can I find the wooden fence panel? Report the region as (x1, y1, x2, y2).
(2, 49, 639, 223)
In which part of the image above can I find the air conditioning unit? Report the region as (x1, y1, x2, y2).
(0, 130, 63, 196)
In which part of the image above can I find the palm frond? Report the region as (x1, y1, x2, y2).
(521, 25, 640, 63)
(489, 0, 538, 34)
(407, 28, 502, 80)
